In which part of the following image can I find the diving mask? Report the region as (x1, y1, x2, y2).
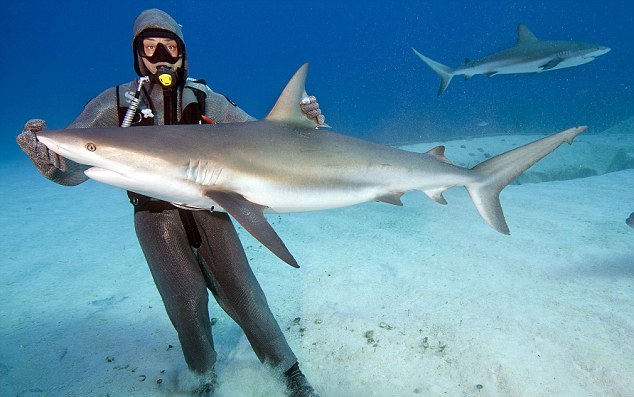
(138, 40, 182, 64)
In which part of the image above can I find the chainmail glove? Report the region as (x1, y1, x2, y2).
(16, 119, 88, 186)
(300, 96, 326, 126)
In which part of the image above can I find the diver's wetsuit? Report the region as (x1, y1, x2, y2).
(28, 8, 299, 378)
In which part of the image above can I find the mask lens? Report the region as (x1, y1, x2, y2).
(138, 38, 181, 64)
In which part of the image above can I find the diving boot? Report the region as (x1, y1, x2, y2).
(191, 370, 217, 397)
(284, 362, 321, 397)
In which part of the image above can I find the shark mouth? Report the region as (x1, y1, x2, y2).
(36, 135, 61, 156)
(84, 167, 137, 186)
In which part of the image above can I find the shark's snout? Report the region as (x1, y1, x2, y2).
(36, 134, 60, 154)
(592, 46, 611, 57)
(36, 130, 93, 165)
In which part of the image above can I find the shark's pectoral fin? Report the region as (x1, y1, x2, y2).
(204, 190, 299, 268)
(540, 58, 562, 71)
(484, 72, 498, 77)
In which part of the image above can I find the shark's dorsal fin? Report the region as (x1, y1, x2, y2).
(517, 24, 538, 45)
(265, 63, 320, 129)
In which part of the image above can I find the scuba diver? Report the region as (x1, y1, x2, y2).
(16, 8, 324, 397)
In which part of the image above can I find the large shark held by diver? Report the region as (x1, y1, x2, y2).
(37, 63, 587, 268)
(413, 23, 610, 95)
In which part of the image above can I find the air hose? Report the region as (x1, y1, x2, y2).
(121, 76, 150, 127)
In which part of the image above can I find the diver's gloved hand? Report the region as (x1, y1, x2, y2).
(16, 119, 64, 172)
(16, 119, 86, 186)
(300, 96, 326, 126)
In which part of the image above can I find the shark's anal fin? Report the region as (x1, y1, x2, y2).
(375, 193, 404, 206)
(423, 188, 449, 205)
(204, 190, 299, 268)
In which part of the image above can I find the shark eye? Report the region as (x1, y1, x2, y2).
(86, 142, 97, 152)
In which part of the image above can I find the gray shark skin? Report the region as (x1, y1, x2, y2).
(37, 64, 587, 267)
(413, 23, 610, 95)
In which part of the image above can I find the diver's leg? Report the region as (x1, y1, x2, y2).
(192, 210, 320, 396)
(133, 207, 217, 374)
(191, 211, 297, 370)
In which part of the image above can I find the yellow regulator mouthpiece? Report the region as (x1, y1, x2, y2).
(159, 73, 173, 87)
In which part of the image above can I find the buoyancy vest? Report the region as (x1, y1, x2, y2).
(116, 78, 209, 126)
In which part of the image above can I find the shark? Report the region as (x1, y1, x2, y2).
(413, 23, 610, 95)
(36, 63, 587, 267)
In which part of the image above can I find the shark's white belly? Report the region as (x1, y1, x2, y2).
(220, 172, 403, 213)
(85, 166, 396, 213)
(463, 55, 595, 76)
(465, 59, 550, 75)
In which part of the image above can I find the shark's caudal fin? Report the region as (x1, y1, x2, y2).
(412, 48, 454, 96)
(465, 126, 588, 234)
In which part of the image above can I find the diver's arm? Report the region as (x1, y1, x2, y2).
(16, 87, 120, 186)
(200, 83, 325, 125)
(66, 87, 120, 129)
(203, 88, 257, 123)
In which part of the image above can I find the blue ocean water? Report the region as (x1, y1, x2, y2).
(1, 2, 634, 396)
(2, 0, 632, 160)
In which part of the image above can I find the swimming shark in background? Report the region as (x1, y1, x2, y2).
(413, 23, 610, 95)
(36, 63, 587, 267)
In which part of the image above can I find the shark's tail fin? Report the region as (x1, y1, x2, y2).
(464, 126, 588, 234)
(412, 48, 454, 96)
